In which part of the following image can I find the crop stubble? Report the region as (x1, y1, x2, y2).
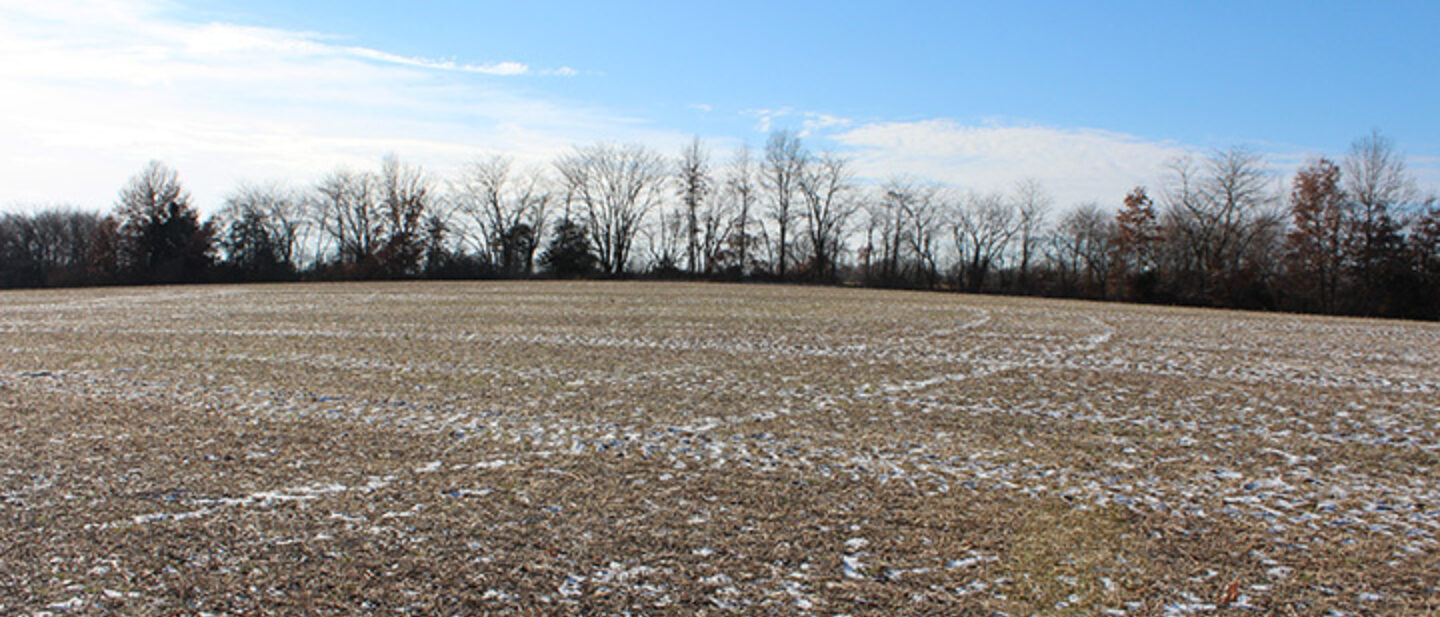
(0, 281, 1436, 615)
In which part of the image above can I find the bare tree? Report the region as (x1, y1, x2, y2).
(723, 143, 758, 277)
(1161, 148, 1280, 300)
(115, 161, 188, 233)
(1343, 130, 1414, 310)
(0, 207, 102, 287)
(1345, 130, 1416, 233)
(798, 152, 856, 281)
(555, 143, 668, 276)
(697, 170, 733, 276)
(1050, 202, 1115, 297)
(675, 136, 711, 274)
(453, 155, 552, 276)
(762, 130, 807, 279)
(1410, 198, 1440, 319)
(904, 184, 949, 288)
(868, 180, 908, 284)
(647, 204, 685, 272)
(451, 155, 506, 264)
(861, 187, 895, 284)
(953, 191, 1018, 292)
(85, 216, 124, 283)
(1011, 178, 1052, 289)
(219, 182, 308, 271)
(314, 168, 382, 265)
(40, 209, 103, 283)
(376, 154, 434, 276)
(867, 177, 944, 287)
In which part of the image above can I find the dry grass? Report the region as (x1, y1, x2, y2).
(1, 281, 1436, 615)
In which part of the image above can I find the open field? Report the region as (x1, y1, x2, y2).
(1, 281, 1437, 616)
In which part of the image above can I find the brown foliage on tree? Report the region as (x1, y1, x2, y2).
(84, 216, 124, 283)
(1283, 158, 1349, 313)
(1110, 186, 1159, 299)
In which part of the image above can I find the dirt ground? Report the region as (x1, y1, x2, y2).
(1, 281, 1436, 615)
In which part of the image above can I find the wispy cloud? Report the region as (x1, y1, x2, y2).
(743, 107, 793, 134)
(800, 112, 852, 137)
(729, 109, 1195, 206)
(5, 2, 1427, 214)
(740, 108, 853, 138)
(0, 0, 630, 212)
(338, 47, 533, 76)
(829, 119, 1192, 206)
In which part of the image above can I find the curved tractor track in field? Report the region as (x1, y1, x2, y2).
(1, 281, 1436, 616)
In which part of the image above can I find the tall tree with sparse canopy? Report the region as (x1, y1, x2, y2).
(1343, 131, 1413, 315)
(1161, 148, 1279, 303)
(453, 156, 552, 277)
(797, 152, 856, 281)
(762, 130, 807, 280)
(555, 143, 667, 276)
(723, 144, 758, 277)
(1012, 178, 1052, 289)
(217, 182, 306, 279)
(376, 154, 433, 277)
(675, 136, 711, 275)
(314, 168, 382, 267)
(953, 191, 1018, 292)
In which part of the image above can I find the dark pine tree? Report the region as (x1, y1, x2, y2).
(540, 219, 596, 278)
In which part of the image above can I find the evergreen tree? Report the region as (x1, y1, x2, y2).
(540, 219, 596, 278)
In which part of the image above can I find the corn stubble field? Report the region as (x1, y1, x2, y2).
(0, 281, 1436, 616)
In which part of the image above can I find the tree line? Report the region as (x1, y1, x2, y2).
(1, 130, 1436, 319)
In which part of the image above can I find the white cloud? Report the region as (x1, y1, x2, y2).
(829, 119, 1192, 206)
(743, 107, 793, 134)
(741, 108, 852, 138)
(337, 47, 532, 76)
(800, 112, 851, 137)
(9, 2, 1420, 217)
(0, 0, 627, 214)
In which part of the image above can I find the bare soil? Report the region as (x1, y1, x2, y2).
(1, 281, 1436, 615)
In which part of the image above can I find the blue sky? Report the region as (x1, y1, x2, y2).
(2, 0, 1437, 212)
